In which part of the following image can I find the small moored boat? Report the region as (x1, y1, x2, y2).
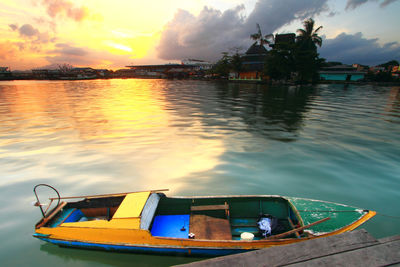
(33, 184, 376, 256)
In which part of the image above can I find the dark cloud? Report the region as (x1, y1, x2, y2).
(11, 23, 55, 44)
(345, 0, 398, 9)
(41, 0, 89, 21)
(19, 24, 39, 37)
(8, 24, 18, 31)
(157, 6, 247, 61)
(245, 0, 329, 35)
(157, 0, 330, 61)
(320, 32, 400, 65)
(5, 23, 56, 57)
(345, 0, 368, 9)
(380, 0, 398, 7)
(45, 43, 131, 68)
(52, 43, 88, 56)
(46, 43, 91, 66)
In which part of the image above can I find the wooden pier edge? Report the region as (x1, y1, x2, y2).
(176, 229, 400, 267)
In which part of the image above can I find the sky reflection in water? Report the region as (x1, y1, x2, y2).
(0, 79, 399, 266)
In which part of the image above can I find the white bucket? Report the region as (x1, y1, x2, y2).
(240, 232, 254, 241)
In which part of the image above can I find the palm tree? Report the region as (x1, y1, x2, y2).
(250, 24, 274, 46)
(296, 18, 323, 49)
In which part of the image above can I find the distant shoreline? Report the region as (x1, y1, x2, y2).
(1, 77, 399, 86)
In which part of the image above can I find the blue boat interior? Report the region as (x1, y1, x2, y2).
(44, 194, 299, 240)
(152, 195, 298, 240)
(150, 215, 190, 238)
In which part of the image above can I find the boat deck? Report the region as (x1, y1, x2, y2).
(190, 215, 232, 240)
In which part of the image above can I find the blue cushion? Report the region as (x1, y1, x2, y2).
(64, 209, 84, 223)
(150, 215, 190, 238)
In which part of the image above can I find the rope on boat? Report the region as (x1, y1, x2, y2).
(296, 210, 366, 212)
(297, 210, 400, 220)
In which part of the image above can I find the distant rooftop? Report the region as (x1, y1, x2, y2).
(322, 64, 355, 70)
(126, 64, 196, 69)
(275, 33, 296, 44)
(245, 43, 268, 55)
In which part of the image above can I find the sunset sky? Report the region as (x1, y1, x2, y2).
(1, 0, 399, 70)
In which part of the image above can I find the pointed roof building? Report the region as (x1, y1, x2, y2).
(241, 43, 268, 72)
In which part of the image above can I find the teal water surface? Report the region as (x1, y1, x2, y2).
(0, 79, 399, 266)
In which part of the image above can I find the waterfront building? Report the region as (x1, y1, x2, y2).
(392, 66, 400, 78)
(32, 69, 61, 79)
(11, 70, 32, 79)
(0, 67, 12, 80)
(319, 65, 366, 81)
(126, 64, 199, 79)
(181, 59, 213, 70)
(238, 43, 268, 80)
(269, 33, 296, 49)
(234, 33, 296, 81)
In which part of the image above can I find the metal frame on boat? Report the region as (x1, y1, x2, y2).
(33, 184, 376, 256)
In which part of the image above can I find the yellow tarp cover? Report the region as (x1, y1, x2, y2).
(112, 191, 150, 219)
(61, 218, 140, 229)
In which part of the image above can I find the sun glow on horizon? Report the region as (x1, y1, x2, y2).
(1, 0, 399, 70)
(106, 42, 133, 53)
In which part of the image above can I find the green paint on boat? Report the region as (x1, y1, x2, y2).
(287, 197, 365, 234)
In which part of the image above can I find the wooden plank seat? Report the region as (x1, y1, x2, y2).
(190, 202, 230, 219)
(189, 215, 232, 240)
(190, 204, 229, 211)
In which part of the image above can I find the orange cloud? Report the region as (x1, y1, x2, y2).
(0, 41, 18, 60)
(41, 0, 89, 21)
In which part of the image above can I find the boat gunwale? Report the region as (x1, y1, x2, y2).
(35, 193, 376, 247)
(35, 231, 302, 247)
(35, 235, 262, 251)
(36, 210, 374, 248)
(169, 194, 287, 199)
(45, 209, 375, 241)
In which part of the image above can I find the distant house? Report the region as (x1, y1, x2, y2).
(181, 59, 213, 70)
(126, 64, 198, 79)
(238, 43, 268, 80)
(95, 69, 112, 78)
(392, 66, 400, 78)
(113, 68, 137, 78)
(369, 66, 385, 73)
(32, 69, 61, 79)
(269, 33, 296, 49)
(11, 70, 32, 79)
(70, 67, 97, 79)
(352, 64, 369, 72)
(319, 65, 366, 81)
(0, 67, 12, 79)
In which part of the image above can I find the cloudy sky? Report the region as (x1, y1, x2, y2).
(0, 0, 399, 70)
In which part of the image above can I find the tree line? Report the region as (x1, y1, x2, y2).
(211, 18, 324, 83)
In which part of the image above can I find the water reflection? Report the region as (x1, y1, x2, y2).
(385, 87, 400, 119)
(162, 82, 317, 144)
(40, 243, 202, 267)
(0, 80, 225, 193)
(222, 83, 316, 141)
(0, 80, 399, 266)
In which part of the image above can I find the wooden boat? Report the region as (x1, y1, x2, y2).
(33, 184, 376, 256)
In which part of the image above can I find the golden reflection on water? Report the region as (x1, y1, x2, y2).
(0, 79, 224, 193)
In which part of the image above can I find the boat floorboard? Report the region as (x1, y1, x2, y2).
(189, 215, 232, 240)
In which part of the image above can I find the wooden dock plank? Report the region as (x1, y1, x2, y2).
(288, 239, 400, 267)
(378, 235, 400, 244)
(176, 230, 384, 267)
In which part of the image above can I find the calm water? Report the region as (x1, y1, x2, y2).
(0, 79, 399, 266)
